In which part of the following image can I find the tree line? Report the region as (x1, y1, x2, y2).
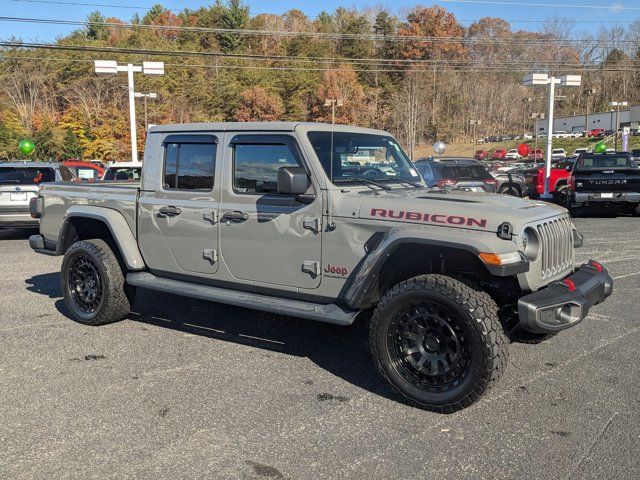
(1, 1, 640, 160)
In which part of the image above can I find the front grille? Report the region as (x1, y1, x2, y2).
(536, 216, 574, 279)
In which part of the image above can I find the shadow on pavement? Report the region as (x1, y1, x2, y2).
(24, 275, 400, 405)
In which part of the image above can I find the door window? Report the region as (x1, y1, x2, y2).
(163, 141, 216, 191)
(233, 143, 302, 194)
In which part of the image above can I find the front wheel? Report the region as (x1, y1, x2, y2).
(61, 239, 132, 326)
(499, 184, 521, 197)
(369, 275, 509, 412)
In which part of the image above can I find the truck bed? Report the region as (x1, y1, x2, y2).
(39, 182, 139, 244)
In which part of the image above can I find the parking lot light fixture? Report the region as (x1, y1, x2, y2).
(609, 101, 628, 151)
(523, 73, 581, 198)
(94, 60, 164, 162)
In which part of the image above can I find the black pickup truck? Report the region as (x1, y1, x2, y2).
(568, 152, 640, 214)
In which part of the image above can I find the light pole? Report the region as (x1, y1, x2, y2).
(94, 60, 164, 162)
(609, 101, 628, 152)
(524, 73, 581, 199)
(134, 92, 158, 131)
(531, 112, 544, 162)
(584, 88, 595, 133)
(470, 119, 481, 154)
(522, 97, 532, 137)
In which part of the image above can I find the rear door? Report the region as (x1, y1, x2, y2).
(138, 134, 220, 275)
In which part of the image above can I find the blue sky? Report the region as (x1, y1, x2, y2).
(1, 0, 638, 42)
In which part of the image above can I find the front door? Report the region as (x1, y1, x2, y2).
(138, 134, 220, 276)
(219, 134, 322, 289)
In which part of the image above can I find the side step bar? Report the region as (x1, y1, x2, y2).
(126, 272, 358, 326)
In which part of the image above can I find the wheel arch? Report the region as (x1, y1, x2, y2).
(57, 206, 145, 271)
(342, 228, 526, 309)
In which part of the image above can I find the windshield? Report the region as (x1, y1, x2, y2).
(577, 155, 633, 168)
(103, 167, 141, 181)
(307, 131, 422, 185)
(0, 167, 55, 185)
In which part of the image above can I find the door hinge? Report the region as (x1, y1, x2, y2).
(302, 260, 320, 277)
(203, 248, 218, 264)
(203, 211, 218, 224)
(303, 217, 320, 234)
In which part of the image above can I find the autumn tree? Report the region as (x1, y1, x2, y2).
(235, 86, 285, 121)
(399, 6, 467, 61)
(311, 65, 367, 125)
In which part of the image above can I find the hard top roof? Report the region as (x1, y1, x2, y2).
(148, 121, 390, 136)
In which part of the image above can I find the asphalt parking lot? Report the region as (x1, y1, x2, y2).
(1, 217, 639, 480)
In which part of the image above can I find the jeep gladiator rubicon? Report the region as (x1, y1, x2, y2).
(568, 152, 640, 214)
(29, 122, 613, 412)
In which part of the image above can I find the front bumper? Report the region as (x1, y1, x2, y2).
(518, 260, 613, 334)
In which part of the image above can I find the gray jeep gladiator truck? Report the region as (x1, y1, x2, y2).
(29, 122, 613, 412)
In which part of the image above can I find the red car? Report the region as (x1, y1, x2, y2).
(474, 149, 488, 161)
(587, 128, 605, 138)
(522, 160, 573, 197)
(62, 161, 105, 182)
(492, 148, 507, 160)
(530, 149, 544, 161)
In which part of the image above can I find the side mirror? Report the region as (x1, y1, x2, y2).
(278, 166, 311, 195)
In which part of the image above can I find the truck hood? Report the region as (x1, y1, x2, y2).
(338, 188, 567, 233)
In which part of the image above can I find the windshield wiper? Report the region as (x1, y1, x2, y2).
(334, 178, 391, 190)
(377, 177, 424, 188)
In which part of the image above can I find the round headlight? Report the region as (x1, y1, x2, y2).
(522, 227, 540, 261)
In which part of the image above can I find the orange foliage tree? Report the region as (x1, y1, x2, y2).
(235, 86, 285, 121)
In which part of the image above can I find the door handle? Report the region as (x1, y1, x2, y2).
(158, 206, 182, 217)
(222, 211, 249, 222)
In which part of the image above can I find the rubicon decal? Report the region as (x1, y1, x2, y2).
(324, 264, 349, 277)
(370, 208, 487, 228)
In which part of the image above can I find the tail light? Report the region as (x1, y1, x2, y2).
(436, 179, 457, 188)
(484, 178, 497, 185)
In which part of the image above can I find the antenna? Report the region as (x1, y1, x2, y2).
(324, 98, 343, 231)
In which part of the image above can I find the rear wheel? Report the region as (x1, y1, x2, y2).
(61, 239, 132, 326)
(370, 275, 509, 412)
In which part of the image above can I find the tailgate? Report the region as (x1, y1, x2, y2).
(0, 185, 39, 210)
(574, 168, 640, 193)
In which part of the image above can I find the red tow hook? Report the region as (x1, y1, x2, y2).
(589, 260, 604, 273)
(561, 278, 576, 292)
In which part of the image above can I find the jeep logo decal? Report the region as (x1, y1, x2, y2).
(324, 264, 348, 277)
(370, 208, 487, 228)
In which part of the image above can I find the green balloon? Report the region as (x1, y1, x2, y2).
(593, 142, 607, 154)
(19, 139, 35, 155)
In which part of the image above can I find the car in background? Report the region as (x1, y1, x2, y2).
(573, 148, 589, 156)
(605, 148, 616, 154)
(492, 148, 507, 160)
(587, 128, 606, 138)
(521, 159, 575, 200)
(474, 149, 488, 161)
(62, 160, 105, 182)
(102, 162, 143, 181)
(568, 153, 640, 214)
(413, 157, 497, 193)
(530, 148, 544, 161)
(505, 149, 521, 159)
(0, 162, 75, 228)
(551, 148, 567, 160)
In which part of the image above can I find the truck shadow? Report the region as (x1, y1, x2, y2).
(0, 228, 36, 241)
(25, 273, 399, 405)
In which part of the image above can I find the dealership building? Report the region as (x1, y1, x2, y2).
(534, 104, 640, 134)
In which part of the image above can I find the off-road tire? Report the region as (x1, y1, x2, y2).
(61, 239, 132, 326)
(370, 275, 509, 413)
(553, 185, 570, 208)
